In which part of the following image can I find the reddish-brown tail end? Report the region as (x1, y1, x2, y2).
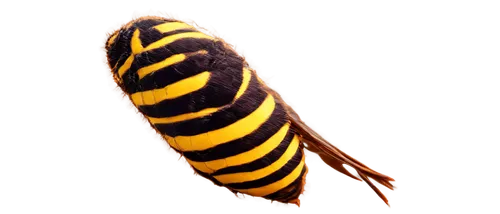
(317, 148, 399, 209)
(292, 118, 395, 206)
(263, 82, 395, 206)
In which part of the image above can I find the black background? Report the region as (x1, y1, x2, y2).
(94, 1, 418, 213)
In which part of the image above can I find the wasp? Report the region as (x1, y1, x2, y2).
(105, 16, 394, 206)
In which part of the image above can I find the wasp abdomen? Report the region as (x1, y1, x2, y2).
(106, 17, 308, 204)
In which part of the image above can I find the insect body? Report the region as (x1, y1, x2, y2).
(105, 16, 394, 206)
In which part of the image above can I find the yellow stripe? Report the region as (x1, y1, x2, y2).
(117, 29, 143, 78)
(143, 32, 214, 52)
(131, 71, 211, 106)
(137, 54, 186, 79)
(235, 149, 305, 197)
(154, 22, 195, 33)
(117, 55, 134, 78)
(132, 91, 144, 106)
(106, 33, 118, 47)
(185, 159, 220, 175)
(148, 107, 219, 124)
(131, 30, 144, 54)
(234, 68, 252, 100)
(147, 68, 252, 125)
(140, 90, 155, 106)
(163, 136, 182, 151)
(137, 50, 207, 80)
(188, 123, 290, 174)
(214, 134, 299, 183)
(165, 94, 275, 151)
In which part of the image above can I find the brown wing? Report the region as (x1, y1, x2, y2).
(287, 111, 395, 206)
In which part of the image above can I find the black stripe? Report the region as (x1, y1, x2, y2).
(195, 156, 307, 200)
(211, 130, 295, 176)
(139, 28, 199, 47)
(137, 64, 243, 118)
(133, 19, 168, 31)
(192, 168, 223, 187)
(154, 74, 266, 136)
(107, 27, 134, 72)
(124, 38, 229, 94)
(225, 146, 303, 189)
(108, 19, 166, 69)
(182, 102, 288, 162)
(263, 165, 307, 201)
(106, 30, 121, 68)
(132, 38, 216, 71)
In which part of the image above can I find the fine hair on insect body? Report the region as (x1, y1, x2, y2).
(104, 15, 395, 207)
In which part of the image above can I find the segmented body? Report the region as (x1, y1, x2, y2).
(106, 17, 307, 203)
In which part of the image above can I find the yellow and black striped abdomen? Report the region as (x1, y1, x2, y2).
(105, 17, 307, 204)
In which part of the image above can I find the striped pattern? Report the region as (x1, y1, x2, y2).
(105, 17, 308, 203)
